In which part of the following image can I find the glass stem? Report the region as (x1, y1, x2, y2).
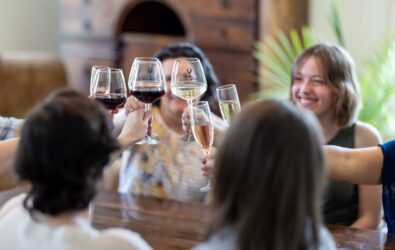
(145, 103, 153, 136)
(145, 103, 152, 138)
(186, 100, 193, 139)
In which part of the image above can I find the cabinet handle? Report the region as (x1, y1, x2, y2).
(220, 0, 229, 8)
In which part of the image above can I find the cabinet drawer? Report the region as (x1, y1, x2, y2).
(188, 0, 257, 20)
(63, 57, 116, 94)
(60, 0, 119, 38)
(205, 50, 256, 71)
(192, 18, 256, 51)
(60, 39, 118, 60)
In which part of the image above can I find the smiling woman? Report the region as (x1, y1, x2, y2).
(290, 43, 382, 229)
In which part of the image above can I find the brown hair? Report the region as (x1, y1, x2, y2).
(291, 43, 360, 127)
(209, 100, 325, 250)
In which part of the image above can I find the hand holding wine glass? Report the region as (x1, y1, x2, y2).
(171, 58, 207, 141)
(128, 57, 166, 145)
(217, 84, 241, 125)
(91, 68, 127, 113)
(190, 101, 214, 192)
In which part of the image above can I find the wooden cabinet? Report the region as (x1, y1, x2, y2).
(60, 0, 307, 102)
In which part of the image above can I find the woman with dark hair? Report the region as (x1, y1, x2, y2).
(0, 89, 151, 249)
(194, 100, 336, 250)
(290, 43, 382, 228)
(118, 43, 226, 202)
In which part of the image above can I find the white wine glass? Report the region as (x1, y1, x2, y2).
(171, 58, 207, 141)
(190, 101, 214, 192)
(92, 68, 127, 110)
(90, 66, 110, 95)
(129, 57, 166, 145)
(216, 84, 241, 125)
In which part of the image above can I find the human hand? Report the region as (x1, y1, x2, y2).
(124, 95, 153, 136)
(201, 148, 216, 178)
(124, 96, 145, 114)
(117, 107, 151, 148)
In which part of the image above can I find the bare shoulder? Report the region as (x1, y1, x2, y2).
(354, 121, 382, 147)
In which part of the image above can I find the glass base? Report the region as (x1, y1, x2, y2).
(135, 135, 159, 145)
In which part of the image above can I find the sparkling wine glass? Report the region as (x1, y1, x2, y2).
(216, 84, 241, 125)
(190, 101, 214, 192)
(129, 57, 166, 145)
(92, 68, 127, 110)
(171, 58, 207, 141)
(90, 66, 110, 95)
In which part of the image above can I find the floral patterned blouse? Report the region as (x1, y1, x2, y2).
(118, 107, 210, 203)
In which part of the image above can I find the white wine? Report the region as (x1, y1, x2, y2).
(171, 83, 207, 101)
(191, 123, 214, 151)
(219, 100, 241, 125)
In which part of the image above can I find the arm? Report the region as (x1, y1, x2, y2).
(0, 138, 19, 178)
(351, 122, 382, 229)
(325, 145, 383, 185)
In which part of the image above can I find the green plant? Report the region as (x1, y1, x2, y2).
(253, 1, 395, 140)
(358, 36, 395, 140)
(253, 27, 320, 100)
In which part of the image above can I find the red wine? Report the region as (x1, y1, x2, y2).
(95, 94, 126, 110)
(130, 89, 165, 104)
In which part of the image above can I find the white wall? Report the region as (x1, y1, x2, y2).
(0, 0, 59, 53)
(309, 0, 395, 71)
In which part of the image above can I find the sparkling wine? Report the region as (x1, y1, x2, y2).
(95, 94, 126, 110)
(219, 100, 241, 125)
(191, 123, 214, 151)
(130, 88, 165, 104)
(171, 82, 207, 101)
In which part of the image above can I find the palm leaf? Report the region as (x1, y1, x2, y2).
(254, 27, 319, 99)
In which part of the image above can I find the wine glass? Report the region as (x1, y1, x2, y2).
(171, 58, 207, 141)
(92, 68, 127, 110)
(216, 84, 241, 125)
(190, 101, 214, 192)
(90, 66, 110, 95)
(129, 57, 166, 145)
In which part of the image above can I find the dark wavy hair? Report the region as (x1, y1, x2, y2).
(210, 100, 325, 250)
(154, 42, 220, 113)
(15, 88, 119, 216)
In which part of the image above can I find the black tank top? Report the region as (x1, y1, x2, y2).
(323, 123, 359, 225)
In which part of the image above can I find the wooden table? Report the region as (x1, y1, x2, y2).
(91, 190, 209, 249)
(91, 190, 395, 250)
